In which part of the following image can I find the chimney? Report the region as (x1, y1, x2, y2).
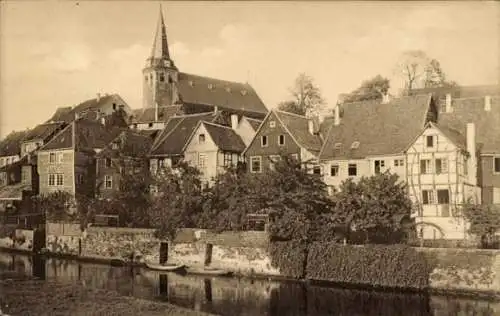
(381, 93, 390, 104)
(466, 123, 477, 185)
(96, 93, 101, 102)
(308, 119, 315, 135)
(214, 106, 218, 114)
(334, 103, 340, 126)
(485, 96, 491, 111)
(74, 112, 79, 120)
(230, 114, 239, 130)
(445, 93, 452, 112)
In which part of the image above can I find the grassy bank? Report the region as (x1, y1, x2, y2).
(0, 276, 216, 316)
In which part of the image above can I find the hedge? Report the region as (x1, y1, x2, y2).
(306, 243, 432, 289)
(268, 240, 307, 279)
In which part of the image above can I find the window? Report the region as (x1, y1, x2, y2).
(104, 175, 112, 189)
(495, 157, 500, 173)
(112, 103, 117, 110)
(198, 154, 207, 169)
(199, 134, 206, 143)
(270, 121, 276, 128)
(49, 153, 56, 163)
(261, 135, 268, 147)
(56, 174, 64, 186)
(422, 190, 435, 205)
(133, 124, 138, 129)
(57, 152, 64, 163)
(223, 153, 233, 167)
(463, 157, 468, 175)
(348, 164, 357, 176)
(250, 156, 262, 173)
(420, 159, 432, 174)
(437, 189, 450, 204)
(269, 155, 280, 171)
(435, 158, 448, 174)
(330, 165, 339, 176)
(148, 123, 153, 128)
(0, 158, 4, 166)
(77, 174, 84, 185)
(394, 159, 404, 167)
(426, 135, 436, 148)
(112, 143, 119, 150)
(48, 174, 55, 186)
(313, 166, 321, 175)
(159, 73, 165, 82)
(278, 135, 285, 146)
(291, 154, 299, 161)
(374, 160, 385, 174)
(334, 143, 342, 150)
(105, 158, 112, 168)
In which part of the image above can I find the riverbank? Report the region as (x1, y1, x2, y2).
(0, 276, 216, 316)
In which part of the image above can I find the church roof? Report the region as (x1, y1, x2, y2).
(178, 72, 268, 116)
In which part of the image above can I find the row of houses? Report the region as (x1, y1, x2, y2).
(1, 6, 499, 242)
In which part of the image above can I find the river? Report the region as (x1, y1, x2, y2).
(0, 252, 498, 316)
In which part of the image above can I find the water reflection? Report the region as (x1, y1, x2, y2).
(0, 252, 498, 316)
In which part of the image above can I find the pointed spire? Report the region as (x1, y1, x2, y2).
(150, 4, 171, 60)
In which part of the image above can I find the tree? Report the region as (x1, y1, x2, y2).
(33, 191, 74, 222)
(396, 50, 430, 92)
(462, 203, 500, 249)
(396, 50, 458, 93)
(342, 75, 390, 103)
(332, 172, 413, 244)
(424, 59, 458, 89)
(150, 162, 205, 239)
(278, 73, 325, 117)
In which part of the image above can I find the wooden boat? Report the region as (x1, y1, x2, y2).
(145, 262, 186, 272)
(186, 267, 233, 277)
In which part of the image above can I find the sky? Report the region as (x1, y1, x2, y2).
(0, 1, 499, 138)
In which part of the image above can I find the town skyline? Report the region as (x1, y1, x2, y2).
(1, 1, 499, 138)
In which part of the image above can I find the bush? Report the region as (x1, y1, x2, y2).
(268, 240, 307, 279)
(306, 243, 431, 289)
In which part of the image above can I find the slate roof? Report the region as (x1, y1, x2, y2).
(245, 117, 263, 131)
(40, 119, 123, 152)
(0, 130, 31, 157)
(274, 110, 323, 154)
(438, 96, 500, 154)
(409, 85, 500, 99)
(177, 72, 268, 115)
(23, 122, 67, 142)
(200, 122, 246, 153)
(131, 105, 183, 123)
(149, 112, 219, 157)
(97, 130, 154, 159)
(319, 94, 433, 160)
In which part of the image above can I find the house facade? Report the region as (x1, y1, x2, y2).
(319, 94, 438, 193)
(405, 122, 480, 240)
(243, 110, 324, 174)
(183, 119, 246, 185)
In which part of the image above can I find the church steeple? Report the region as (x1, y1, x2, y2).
(150, 4, 171, 60)
(142, 4, 179, 109)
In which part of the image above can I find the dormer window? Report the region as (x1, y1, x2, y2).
(351, 141, 360, 149)
(208, 84, 214, 90)
(241, 90, 247, 96)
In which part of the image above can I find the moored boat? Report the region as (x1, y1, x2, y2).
(145, 262, 186, 272)
(186, 267, 233, 277)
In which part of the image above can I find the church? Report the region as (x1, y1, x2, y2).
(131, 7, 269, 130)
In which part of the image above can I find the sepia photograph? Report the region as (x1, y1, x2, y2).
(0, 1, 499, 315)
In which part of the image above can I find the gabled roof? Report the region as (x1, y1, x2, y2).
(319, 94, 433, 161)
(40, 119, 123, 152)
(405, 122, 466, 153)
(274, 110, 323, 154)
(45, 94, 131, 124)
(177, 72, 268, 116)
(409, 84, 500, 99)
(438, 96, 500, 154)
(0, 130, 31, 157)
(131, 105, 183, 123)
(149, 112, 219, 157)
(23, 122, 67, 143)
(187, 121, 246, 153)
(97, 130, 153, 159)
